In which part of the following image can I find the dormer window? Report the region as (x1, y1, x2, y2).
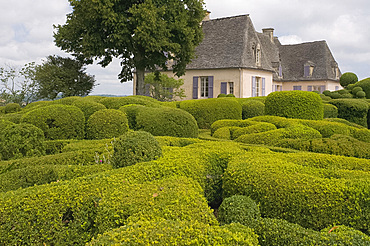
(304, 61, 315, 78)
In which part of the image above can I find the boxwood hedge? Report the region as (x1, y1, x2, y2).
(99, 95, 161, 109)
(72, 99, 106, 120)
(329, 99, 369, 128)
(241, 100, 265, 119)
(88, 220, 259, 246)
(21, 104, 85, 140)
(265, 91, 324, 120)
(180, 98, 242, 129)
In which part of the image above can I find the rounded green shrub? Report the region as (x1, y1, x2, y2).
(233, 122, 277, 139)
(0, 123, 45, 160)
(213, 127, 231, 140)
(211, 119, 256, 135)
(0, 119, 15, 132)
(72, 99, 106, 120)
(218, 195, 261, 228)
(226, 93, 235, 97)
(180, 98, 242, 129)
(111, 131, 162, 168)
(52, 96, 81, 105)
(100, 95, 161, 109)
(4, 103, 21, 114)
(265, 91, 324, 120)
(347, 84, 356, 91)
(119, 104, 146, 129)
(330, 99, 369, 127)
(217, 93, 226, 97)
(338, 89, 349, 95)
(340, 72, 358, 88)
(352, 86, 363, 94)
(88, 220, 259, 246)
(135, 107, 198, 138)
(353, 78, 370, 99)
(356, 91, 366, 98)
(86, 109, 129, 139)
(323, 104, 338, 118)
(23, 100, 51, 112)
(241, 100, 265, 119)
(21, 104, 85, 140)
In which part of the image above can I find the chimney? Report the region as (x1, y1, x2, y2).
(262, 28, 274, 42)
(203, 11, 211, 22)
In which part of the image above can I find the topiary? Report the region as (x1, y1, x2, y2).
(72, 99, 106, 120)
(226, 93, 235, 97)
(323, 104, 338, 118)
(119, 104, 146, 129)
(353, 77, 370, 99)
(356, 91, 366, 98)
(265, 91, 324, 120)
(351, 86, 363, 95)
(52, 96, 81, 105)
(86, 109, 129, 139)
(180, 98, 242, 129)
(0, 123, 45, 160)
(217, 93, 226, 98)
(339, 72, 358, 88)
(100, 95, 161, 109)
(212, 127, 231, 140)
(4, 103, 21, 114)
(111, 131, 162, 168)
(21, 104, 85, 140)
(241, 100, 265, 119)
(135, 106, 198, 138)
(330, 99, 369, 128)
(218, 195, 261, 228)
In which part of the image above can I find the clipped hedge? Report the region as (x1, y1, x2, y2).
(88, 220, 258, 246)
(232, 122, 277, 139)
(330, 99, 369, 128)
(218, 195, 261, 228)
(265, 91, 324, 120)
(135, 106, 198, 138)
(4, 103, 21, 114)
(223, 153, 370, 233)
(72, 99, 106, 120)
(119, 104, 146, 129)
(210, 119, 257, 135)
(353, 77, 370, 99)
(86, 109, 129, 139)
(0, 176, 216, 245)
(0, 123, 45, 160)
(241, 100, 265, 119)
(99, 95, 161, 109)
(111, 131, 162, 168)
(155, 136, 203, 147)
(21, 104, 85, 140)
(324, 103, 338, 118)
(180, 98, 242, 129)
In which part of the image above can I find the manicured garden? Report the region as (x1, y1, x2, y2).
(0, 92, 369, 245)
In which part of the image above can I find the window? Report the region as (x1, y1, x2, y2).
(293, 86, 302, 90)
(229, 82, 234, 95)
(304, 61, 315, 77)
(335, 86, 339, 91)
(252, 77, 265, 97)
(255, 43, 261, 66)
(255, 77, 260, 96)
(274, 85, 282, 92)
(200, 76, 209, 98)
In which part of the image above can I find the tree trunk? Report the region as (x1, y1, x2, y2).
(135, 67, 146, 95)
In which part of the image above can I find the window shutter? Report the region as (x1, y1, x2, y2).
(208, 76, 214, 98)
(262, 78, 266, 96)
(221, 82, 227, 94)
(193, 77, 199, 99)
(320, 85, 325, 93)
(307, 86, 312, 91)
(145, 84, 150, 97)
(252, 76, 256, 97)
(280, 86, 282, 91)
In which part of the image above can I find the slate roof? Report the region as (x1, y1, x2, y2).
(277, 41, 340, 81)
(187, 14, 340, 81)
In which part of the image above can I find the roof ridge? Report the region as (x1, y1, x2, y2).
(205, 14, 250, 22)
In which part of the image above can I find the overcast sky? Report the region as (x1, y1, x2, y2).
(1, 0, 369, 95)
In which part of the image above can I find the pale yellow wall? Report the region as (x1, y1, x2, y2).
(281, 80, 342, 92)
(241, 69, 273, 98)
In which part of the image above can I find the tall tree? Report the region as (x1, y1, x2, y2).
(54, 0, 206, 95)
(34, 55, 96, 100)
(144, 72, 185, 101)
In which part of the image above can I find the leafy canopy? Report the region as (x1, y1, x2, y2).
(34, 55, 96, 100)
(54, 0, 206, 95)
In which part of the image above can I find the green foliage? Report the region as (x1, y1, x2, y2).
(111, 131, 162, 168)
(119, 104, 146, 129)
(180, 98, 242, 129)
(241, 100, 265, 119)
(100, 95, 161, 109)
(226, 93, 235, 97)
(0, 119, 15, 132)
(54, 0, 206, 95)
(72, 99, 106, 120)
(265, 91, 324, 120)
(353, 77, 370, 99)
(135, 106, 198, 138)
(352, 86, 363, 94)
(86, 109, 129, 139)
(21, 104, 85, 140)
(323, 103, 338, 118)
(297, 119, 351, 138)
(0, 175, 215, 245)
(232, 122, 277, 139)
(211, 119, 256, 135)
(340, 72, 358, 88)
(213, 127, 232, 140)
(218, 195, 261, 228)
(330, 99, 369, 127)
(0, 123, 45, 160)
(321, 225, 370, 245)
(223, 152, 370, 233)
(356, 90, 366, 98)
(144, 72, 186, 101)
(4, 103, 21, 113)
(217, 93, 226, 97)
(22, 100, 51, 112)
(88, 220, 258, 246)
(34, 55, 96, 100)
(155, 136, 203, 147)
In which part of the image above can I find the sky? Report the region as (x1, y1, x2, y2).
(0, 0, 369, 96)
